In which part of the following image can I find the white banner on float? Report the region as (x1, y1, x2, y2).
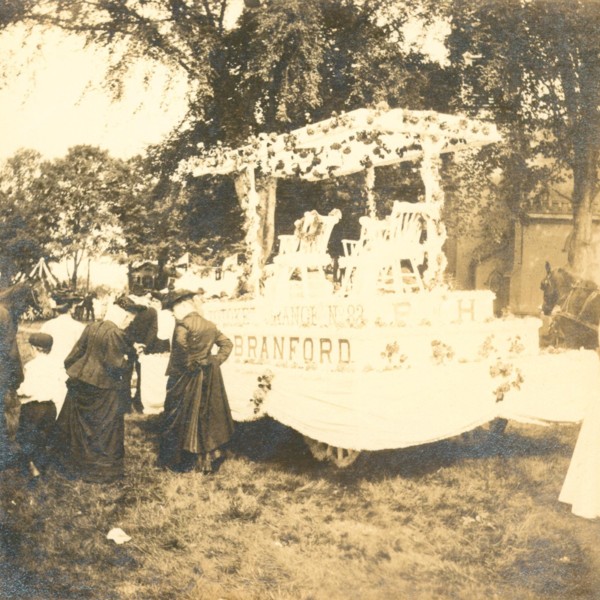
(231, 331, 352, 366)
(218, 318, 541, 371)
(203, 289, 496, 329)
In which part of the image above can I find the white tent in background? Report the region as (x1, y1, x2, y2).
(29, 257, 59, 287)
(175, 269, 206, 292)
(175, 252, 191, 271)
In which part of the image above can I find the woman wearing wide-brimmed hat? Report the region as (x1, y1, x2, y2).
(158, 289, 234, 473)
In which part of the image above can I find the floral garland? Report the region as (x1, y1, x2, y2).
(176, 105, 500, 184)
(293, 208, 341, 245)
(489, 360, 524, 402)
(175, 105, 499, 293)
(250, 370, 275, 415)
(431, 339, 455, 365)
(380, 341, 408, 369)
(364, 166, 376, 217)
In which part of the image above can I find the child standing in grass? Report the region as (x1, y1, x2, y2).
(17, 333, 58, 477)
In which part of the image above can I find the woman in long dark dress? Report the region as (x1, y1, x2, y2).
(158, 289, 234, 473)
(55, 296, 142, 483)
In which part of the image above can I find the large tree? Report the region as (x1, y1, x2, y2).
(12, 0, 438, 267)
(0, 0, 36, 29)
(0, 149, 50, 286)
(34, 145, 128, 287)
(441, 0, 600, 278)
(114, 154, 245, 286)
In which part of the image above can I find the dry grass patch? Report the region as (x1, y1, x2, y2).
(2, 413, 599, 599)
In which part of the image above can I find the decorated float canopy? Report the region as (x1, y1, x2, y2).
(178, 104, 501, 294)
(179, 105, 501, 182)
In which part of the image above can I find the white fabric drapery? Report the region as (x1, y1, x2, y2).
(559, 393, 600, 520)
(140, 349, 599, 451)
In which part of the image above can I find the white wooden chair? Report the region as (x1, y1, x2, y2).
(382, 201, 433, 293)
(272, 209, 341, 298)
(338, 215, 388, 295)
(339, 201, 433, 296)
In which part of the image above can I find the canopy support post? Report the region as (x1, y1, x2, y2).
(365, 166, 376, 218)
(420, 137, 448, 287)
(234, 165, 262, 295)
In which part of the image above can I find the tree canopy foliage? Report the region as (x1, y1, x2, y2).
(15, 1, 441, 154)
(0, 149, 47, 286)
(440, 0, 600, 276)
(12, 0, 444, 269)
(4, 0, 600, 283)
(31, 145, 129, 286)
(0, 145, 245, 286)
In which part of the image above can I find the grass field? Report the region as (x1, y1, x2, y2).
(2, 410, 599, 600)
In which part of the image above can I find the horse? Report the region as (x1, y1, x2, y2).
(540, 262, 600, 349)
(1, 281, 45, 467)
(0, 280, 46, 321)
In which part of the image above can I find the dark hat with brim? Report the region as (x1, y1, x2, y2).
(114, 295, 146, 313)
(29, 332, 53, 351)
(162, 289, 196, 309)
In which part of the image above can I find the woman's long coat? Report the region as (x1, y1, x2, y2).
(159, 312, 233, 469)
(55, 320, 133, 482)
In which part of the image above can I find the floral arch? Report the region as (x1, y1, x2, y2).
(178, 104, 501, 293)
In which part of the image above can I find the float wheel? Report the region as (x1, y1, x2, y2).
(303, 436, 361, 468)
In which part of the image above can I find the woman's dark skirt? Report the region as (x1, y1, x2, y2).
(55, 379, 126, 483)
(159, 363, 234, 471)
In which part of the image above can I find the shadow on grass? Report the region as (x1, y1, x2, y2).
(0, 558, 99, 600)
(243, 418, 575, 484)
(127, 412, 162, 436)
(346, 425, 574, 480)
(127, 413, 314, 467)
(501, 536, 594, 600)
(230, 417, 313, 464)
(126, 414, 575, 484)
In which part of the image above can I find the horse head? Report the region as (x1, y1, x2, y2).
(0, 281, 38, 316)
(540, 262, 576, 316)
(0, 280, 53, 318)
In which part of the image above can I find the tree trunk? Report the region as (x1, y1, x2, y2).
(71, 253, 79, 289)
(0, 257, 16, 287)
(568, 132, 599, 281)
(157, 254, 170, 290)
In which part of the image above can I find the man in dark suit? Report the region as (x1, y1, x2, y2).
(158, 289, 234, 473)
(124, 291, 161, 413)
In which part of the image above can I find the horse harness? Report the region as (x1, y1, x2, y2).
(555, 282, 600, 334)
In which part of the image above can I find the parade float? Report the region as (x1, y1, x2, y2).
(142, 105, 600, 467)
